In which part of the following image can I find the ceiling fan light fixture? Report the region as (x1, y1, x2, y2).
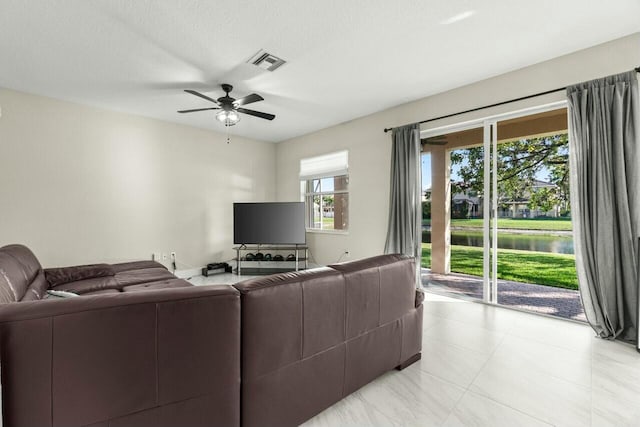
(216, 109, 240, 126)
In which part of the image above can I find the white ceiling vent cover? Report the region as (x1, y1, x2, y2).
(247, 50, 286, 72)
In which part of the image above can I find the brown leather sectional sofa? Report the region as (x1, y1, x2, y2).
(0, 244, 241, 427)
(0, 244, 423, 427)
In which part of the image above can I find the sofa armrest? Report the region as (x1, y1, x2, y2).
(0, 286, 241, 427)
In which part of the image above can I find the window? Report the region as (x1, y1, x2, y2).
(300, 151, 349, 231)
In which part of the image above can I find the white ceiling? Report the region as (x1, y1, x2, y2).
(1, 0, 639, 143)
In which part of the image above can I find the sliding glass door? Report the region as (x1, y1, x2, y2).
(492, 110, 582, 320)
(421, 124, 488, 301)
(421, 103, 583, 321)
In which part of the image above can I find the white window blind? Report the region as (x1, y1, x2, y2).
(299, 150, 348, 180)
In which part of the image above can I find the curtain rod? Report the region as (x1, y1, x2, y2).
(383, 66, 640, 133)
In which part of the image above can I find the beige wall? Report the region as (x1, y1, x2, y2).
(276, 33, 640, 265)
(0, 89, 276, 268)
(276, 114, 393, 265)
(2, 33, 638, 269)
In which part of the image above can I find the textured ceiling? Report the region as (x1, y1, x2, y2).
(1, 0, 639, 142)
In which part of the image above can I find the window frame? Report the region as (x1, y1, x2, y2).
(303, 175, 349, 233)
(300, 151, 349, 234)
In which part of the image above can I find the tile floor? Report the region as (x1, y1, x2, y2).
(302, 293, 640, 427)
(190, 274, 640, 427)
(187, 272, 258, 285)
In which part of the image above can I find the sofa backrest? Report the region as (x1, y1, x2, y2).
(234, 267, 345, 380)
(233, 254, 420, 427)
(0, 244, 47, 303)
(328, 253, 416, 338)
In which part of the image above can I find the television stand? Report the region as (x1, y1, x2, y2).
(233, 244, 309, 276)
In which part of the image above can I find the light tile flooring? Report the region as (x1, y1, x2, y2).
(190, 274, 640, 427)
(302, 293, 640, 427)
(188, 272, 258, 285)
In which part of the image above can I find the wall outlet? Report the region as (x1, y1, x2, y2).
(344, 250, 350, 257)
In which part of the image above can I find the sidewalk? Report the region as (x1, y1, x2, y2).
(422, 269, 586, 322)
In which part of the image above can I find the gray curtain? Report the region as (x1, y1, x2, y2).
(384, 124, 422, 278)
(567, 70, 640, 343)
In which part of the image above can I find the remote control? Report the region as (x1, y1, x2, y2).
(47, 290, 80, 298)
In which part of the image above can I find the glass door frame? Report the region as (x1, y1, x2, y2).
(420, 100, 567, 304)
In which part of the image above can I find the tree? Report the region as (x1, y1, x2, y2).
(422, 201, 431, 220)
(528, 187, 558, 214)
(450, 134, 570, 214)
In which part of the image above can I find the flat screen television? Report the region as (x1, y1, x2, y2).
(233, 202, 306, 245)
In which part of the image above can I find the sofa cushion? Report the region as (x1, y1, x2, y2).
(328, 262, 380, 339)
(82, 289, 122, 296)
(329, 254, 414, 336)
(328, 253, 409, 272)
(45, 264, 114, 287)
(53, 276, 121, 294)
(111, 260, 167, 273)
(122, 279, 192, 293)
(115, 268, 176, 287)
(0, 245, 185, 304)
(234, 267, 342, 379)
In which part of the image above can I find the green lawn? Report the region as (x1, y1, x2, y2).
(423, 218, 572, 231)
(313, 217, 335, 229)
(422, 243, 578, 290)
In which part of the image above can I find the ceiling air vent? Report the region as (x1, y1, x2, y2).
(247, 50, 286, 72)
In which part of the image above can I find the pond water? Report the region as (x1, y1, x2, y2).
(422, 230, 574, 254)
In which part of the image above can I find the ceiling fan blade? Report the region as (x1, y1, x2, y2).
(184, 89, 220, 105)
(233, 93, 264, 107)
(177, 107, 220, 113)
(237, 108, 275, 121)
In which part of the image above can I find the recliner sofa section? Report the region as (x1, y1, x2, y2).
(234, 254, 423, 427)
(0, 244, 190, 302)
(0, 244, 423, 427)
(0, 244, 241, 427)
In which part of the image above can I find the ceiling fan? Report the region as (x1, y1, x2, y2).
(178, 84, 275, 126)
